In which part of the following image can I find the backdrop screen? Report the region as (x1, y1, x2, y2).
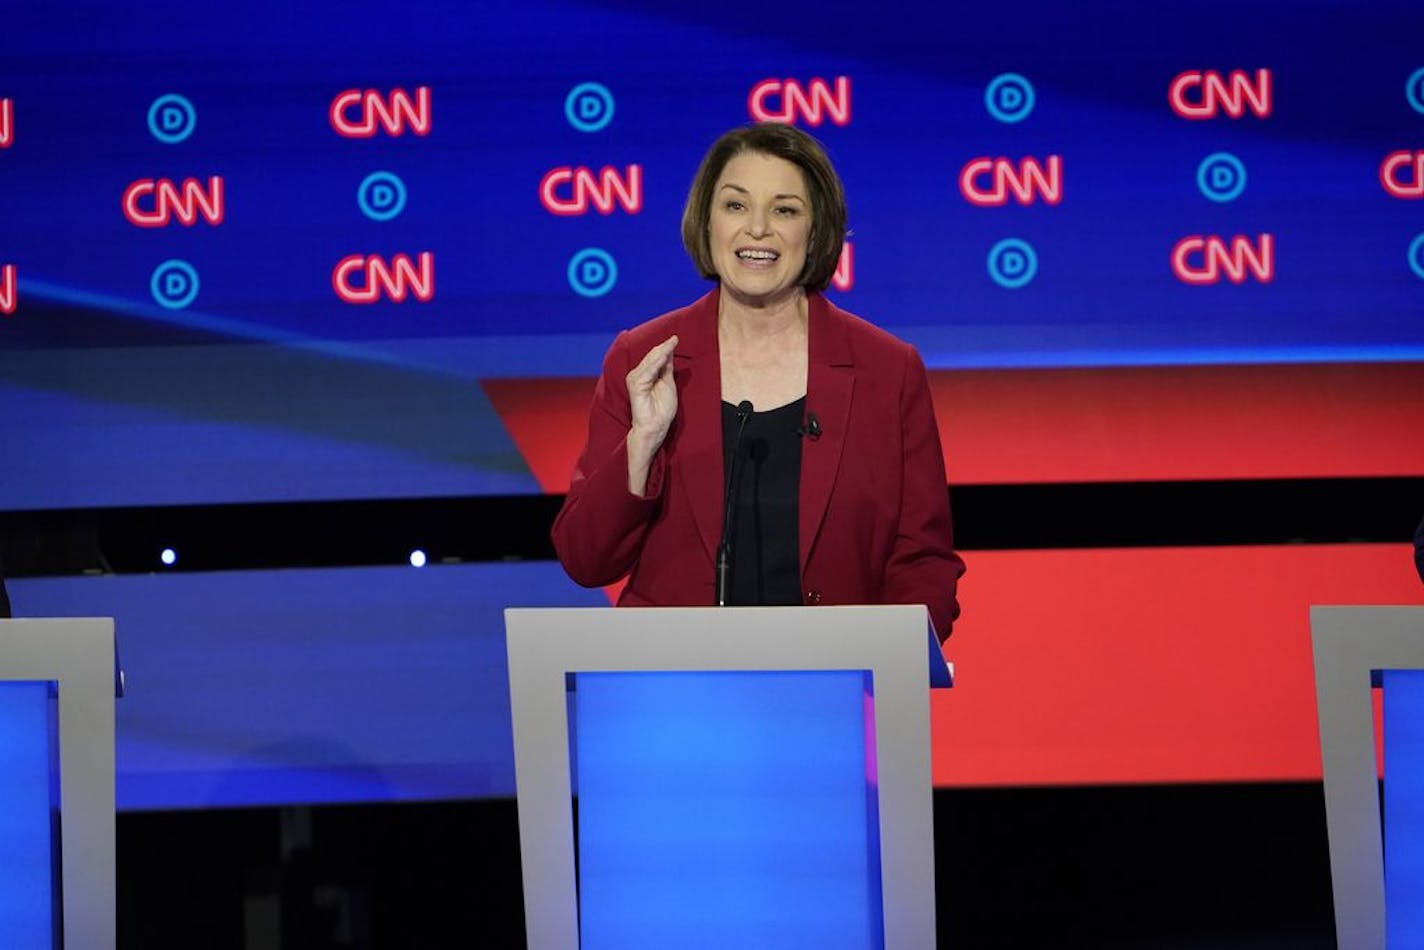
(2, 0, 1422, 508)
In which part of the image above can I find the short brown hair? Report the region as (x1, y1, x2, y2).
(681, 123, 848, 293)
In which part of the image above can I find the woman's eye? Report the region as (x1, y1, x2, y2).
(724, 200, 744, 211)
(775, 206, 800, 216)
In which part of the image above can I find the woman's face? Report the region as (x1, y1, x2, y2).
(708, 150, 812, 307)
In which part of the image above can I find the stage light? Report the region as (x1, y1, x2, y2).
(160, 548, 177, 567)
(409, 549, 427, 568)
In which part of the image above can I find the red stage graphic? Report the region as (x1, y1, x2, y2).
(482, 361, 1424, 491)
(930, 543, 1420, 785)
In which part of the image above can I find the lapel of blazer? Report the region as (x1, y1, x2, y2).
(799, 293, 854, 577)
(671, 288, 724, 567)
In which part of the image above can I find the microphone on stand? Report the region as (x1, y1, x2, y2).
(716, 400, 754, 607)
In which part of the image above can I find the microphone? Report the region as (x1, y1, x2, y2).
(798, 412, 821, 440)
(716, 400, 754, 607)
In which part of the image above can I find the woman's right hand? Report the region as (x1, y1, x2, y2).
(625, 335, 678, 494)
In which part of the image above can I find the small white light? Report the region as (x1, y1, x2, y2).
(160, 548, 177, 567)
(409, 549, 427, 568)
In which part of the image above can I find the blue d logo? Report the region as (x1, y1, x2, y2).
(1408, 232, 1424, 281)
(986, 74, 1035, 124)
(147, 94, 196, 144)
(568, 248, 618, 297)
(1407, 67, 1424, 116)
(151, 259, 200, 309)
(1197, 152, 1247, 203)
(987, 238, 1038, 289)
(357, 171, 408, 221)
(565, 82, 615, 133)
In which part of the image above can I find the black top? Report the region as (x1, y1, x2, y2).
(721, 397, 805, 606)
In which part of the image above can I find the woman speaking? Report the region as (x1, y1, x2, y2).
(553, 123, 965, 640)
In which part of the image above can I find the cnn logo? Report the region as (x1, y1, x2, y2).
(1169, 69, 1271, 119)
(1171, 235, 1274, 285)
(0, 264, 15, 315)
(0, 98, 12, 148)
(122, 177, 224, 227)
(1381, 151, 1424, 198)
(333, 253, 435, 304)
(330, 87, 431, 138)
(960, 156, 1062, 206)
(748, 77, 851, 127)
(540, 165, 642, 215)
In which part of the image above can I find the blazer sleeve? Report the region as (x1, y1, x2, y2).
(551, 331, 668, 587)
(881, 345, 965, 641)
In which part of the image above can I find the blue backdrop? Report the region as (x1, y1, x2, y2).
(1, 0, 1421, 508)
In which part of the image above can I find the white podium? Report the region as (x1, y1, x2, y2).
(1312, 605, 1424, 950)
(506, 605, 947, 949)
(0, 618, 116, 949)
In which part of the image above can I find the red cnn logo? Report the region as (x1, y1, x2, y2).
(0, 265, 15, 315)
(0, 98, 12, 148)
(329, 87, 432, 138)
(1380, 151, 1424, 198)
(1169, 69, 1272, 119)
(332, 253, 435, 304)
(959, 156, 1063, 206)
(832, 242, 853, 292)
(1171, 235, 1274, 285)
(122, 177, 225, 227)
(748, 77, 851, 127)
(539, 165, 643, 216)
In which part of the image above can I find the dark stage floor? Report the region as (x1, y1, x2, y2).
(117, 782, 1337, 948)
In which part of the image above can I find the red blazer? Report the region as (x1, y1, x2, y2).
(552, 288, 965, 639)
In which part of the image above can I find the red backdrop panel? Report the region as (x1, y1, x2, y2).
(483, 361, 1424, 491)
(934, 544, 1423, 786)
(482, 376, 597, 493)
(931, 362, 1424, 484)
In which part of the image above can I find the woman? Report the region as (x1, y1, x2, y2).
(552, 123, 965, 640)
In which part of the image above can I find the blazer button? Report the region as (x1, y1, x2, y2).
(806, 589, 822, 605)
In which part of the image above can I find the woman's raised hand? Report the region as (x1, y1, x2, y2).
(625, 335, 678, 494)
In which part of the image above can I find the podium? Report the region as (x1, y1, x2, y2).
(1312, 605, 1424, 950)
(506, 605, 948, 949)
(0, 618, 116, 949)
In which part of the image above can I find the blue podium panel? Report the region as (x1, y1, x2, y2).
(573, 670, 882, 950)
(0, 682, 58, 949)
(1384, 670, 1424, 945)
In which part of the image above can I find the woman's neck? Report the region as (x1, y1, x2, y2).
(717, 286, 808, 346)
